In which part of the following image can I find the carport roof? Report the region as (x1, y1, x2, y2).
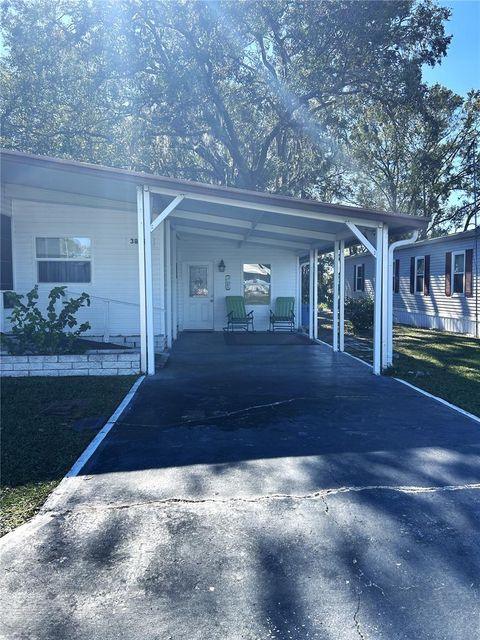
(1, 148, 428, 253)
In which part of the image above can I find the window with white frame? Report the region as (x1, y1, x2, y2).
(452, 251, 465, 294)
(415, 256, 425, 293)
(36, 237, 91, 283)
(354, 264, 364, 292)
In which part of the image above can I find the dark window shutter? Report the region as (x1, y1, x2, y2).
(465, 248, 473, 298)
(394, 259, 400, 293)
(409, 257, 415, 294)
(424, 255, 430, 296)
(353, 265, 357, 292)
(361, 264, 365, 291)
(0, 214, 13, 290)
(445, 252, 452, 296)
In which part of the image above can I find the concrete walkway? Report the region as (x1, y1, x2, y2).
(1, 334, 479, 639)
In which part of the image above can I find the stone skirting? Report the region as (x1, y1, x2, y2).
(0, 350, 141, 377)
(87, 335, 166, 351)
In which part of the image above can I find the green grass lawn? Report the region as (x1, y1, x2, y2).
(1, 375, 137, 536)
(317, 317, 479, 416)
(389, 326, 479, 416)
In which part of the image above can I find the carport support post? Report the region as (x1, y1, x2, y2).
(137, 187, 147, 373)
(158, 221, 166, 346)
(172, 229, 178, 341)
(165, 219, 173, 349)
(333, 240, 339, 351)
(308, 249, 314, 340)
(339, 240, 345, 351)
(295, 256, 302, 330)
(143, 187, 156, 375)
(373, 224, 385, 375)
(381, 225, 389, 370)
(313, 248, 319, 340)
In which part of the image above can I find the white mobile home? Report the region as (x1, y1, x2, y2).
(0, 149, 426, 374)
(345, 230, 479, 336)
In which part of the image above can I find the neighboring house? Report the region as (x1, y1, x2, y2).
(345, 230, 479, 336)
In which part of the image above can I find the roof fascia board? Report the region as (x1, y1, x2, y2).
(2, 149, 428, 229)
(149, 186, 381, 228)
(4, 183, 135, 213)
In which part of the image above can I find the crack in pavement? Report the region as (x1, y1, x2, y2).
(42, 482, 480, 516)
(353, 596, 366, 640)
(320, 494, 329, 514)
(119, 397, 310, 428)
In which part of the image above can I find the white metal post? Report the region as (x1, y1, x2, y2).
(308, 249, 313, 340)
(136, 187, 147, 373)
(373, 225, 384, 375)
(313, 248, 318, 340)
(165, 219, 172, 348)
(172, 229, 178, 341)
(333, 241, 339, 351)
(158, 221, 166, 342)
(339, 240, 345, 351)
(143, 187, 155, 375)
(295, 256, 301, 329)
(381, 225, 389, 370)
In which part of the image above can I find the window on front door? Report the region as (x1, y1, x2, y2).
(189, 265, 209, 297)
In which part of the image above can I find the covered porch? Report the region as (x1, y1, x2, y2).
(1, 149, 427, 375)
(138, 182, 426, 375)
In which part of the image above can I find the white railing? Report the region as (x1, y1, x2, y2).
(66, 290, 165, 342)
(1, 289, 165, 343)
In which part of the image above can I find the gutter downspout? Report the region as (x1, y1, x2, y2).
(387, 230, 420, 367)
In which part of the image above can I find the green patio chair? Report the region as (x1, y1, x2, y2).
(224, 296, 254, 332)
(269, 297, 295, 332)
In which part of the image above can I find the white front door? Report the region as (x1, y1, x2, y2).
(183, 262, 214, 330)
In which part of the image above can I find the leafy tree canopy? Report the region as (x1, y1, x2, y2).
(1, 0, 477, 231)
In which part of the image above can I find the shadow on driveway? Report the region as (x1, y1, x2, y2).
(1, 333, 479, 639)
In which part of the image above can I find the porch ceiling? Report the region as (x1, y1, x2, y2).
(2, 148, 428, 253)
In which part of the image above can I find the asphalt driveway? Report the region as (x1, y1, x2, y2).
(1, 333, 479, 639)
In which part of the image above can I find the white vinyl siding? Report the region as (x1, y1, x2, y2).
(395, 239, 476, 324)
(345, 235, 477, 335)
(8, 199, 300, 337)
(10, 199, 148, 336)
(345, 257, 374, 298)
(177, 236, 298, 331)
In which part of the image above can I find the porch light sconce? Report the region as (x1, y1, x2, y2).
(218, 259, 226, 272)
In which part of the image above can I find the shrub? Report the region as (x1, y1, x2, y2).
(345, 296, 374, 333)
(4, 286, 91, 355)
